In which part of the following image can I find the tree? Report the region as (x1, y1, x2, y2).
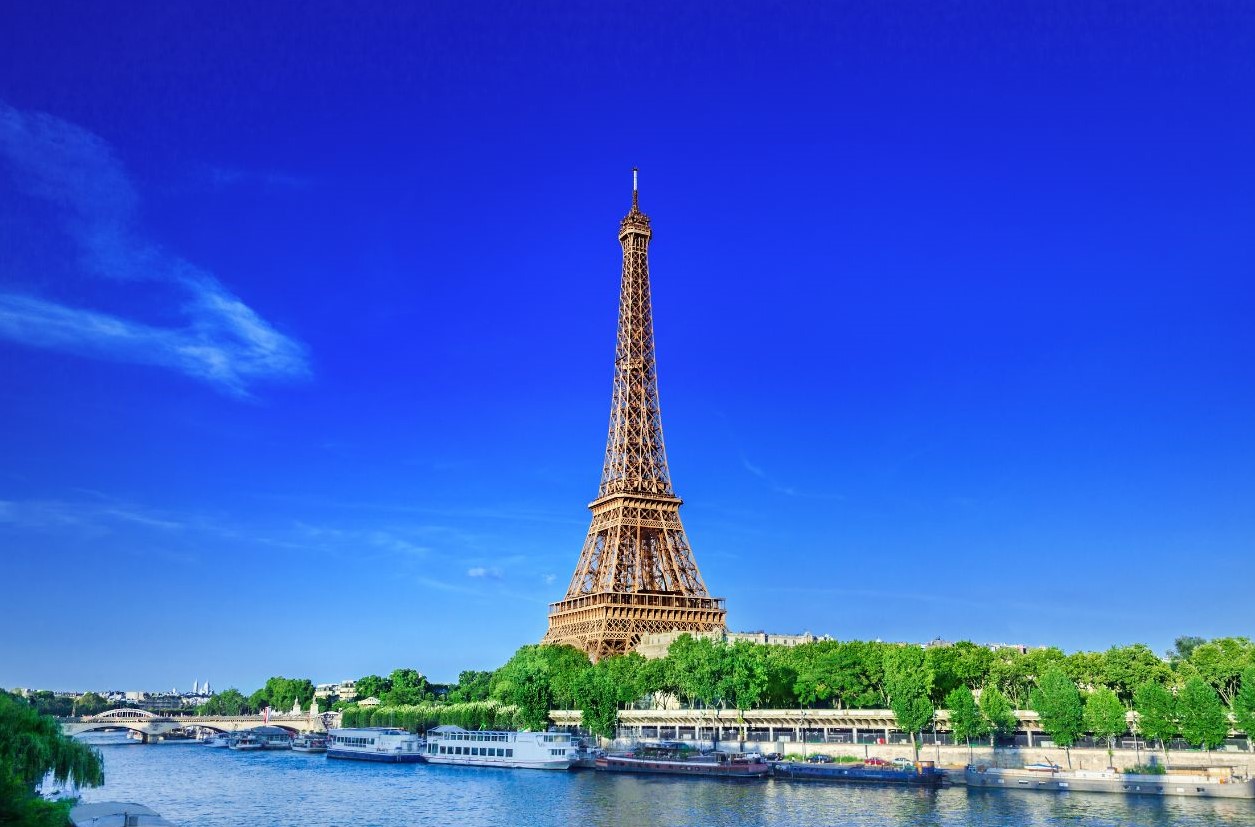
(72, 692, 109, 717)
(247, 688, 269, 714)
(1167, 635, 1206, 662)
(723, 641, 770, 711)
(1133, 681, 1178, 766)
(978, 685, 1017, 748)
(260, 677, 315, 712)
(575, 654, 646, 741)
(383, 669, 430, 706)
(1083, 687, 1127, 765)
(1178, 677, 1228, 752)
(1097, 644, 1171, 704)
(925, 645, 965, 706)
(490, 644, 590, 730)
(666, 635, 725, 707)
(197, 688, 247, 716)
(1183, 637, 1255, 706)
(884, 646, 934, 759)
(761, 645, 800, 708)
(1030, 669, 1083, 767)
(446, 671, 494, 703)
(945, 686, 988, 763)
(354, 674, 391, 701)
(950, 642, 995, 692)
(0, 693, 104, 825)
(1232, 668, 1255, 752)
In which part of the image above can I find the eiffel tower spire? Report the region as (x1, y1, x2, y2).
(542, 171, 727, 661)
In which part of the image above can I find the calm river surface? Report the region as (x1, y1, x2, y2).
(75, 738, 1255, 827)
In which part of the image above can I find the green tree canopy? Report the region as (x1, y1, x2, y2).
(1183, 637, 1254, 706)
(197, 688, 248, 716)
(490, 645, 590, 730)
(446, 671, 494, 704)
(945, 686, 988, 759)
(1098, 644, 1171, 704)
(1178, 677, 1228, 751)
(354, 674, 391, 701)
(722, 641, 770, 711)
(1030, 669, 1084, 766)
(978, 685, 1017, 747)
(666, 635, 726, 707)
(259, 677, 315, 712)
(1133, 681, 1179, 758)
(1, 693, 104, 826)
(1083, 687, 1127, 763)
(1232, 667, 1255, 751)
(884, 646, 934, 757)
(382, 669, 430, 706)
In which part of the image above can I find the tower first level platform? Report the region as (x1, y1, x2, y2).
(544, 591, 727, 660)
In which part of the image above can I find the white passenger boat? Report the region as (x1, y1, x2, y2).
(203, 733, 231, 748)
(327, 727, 425, 763)
(424, 725, 575, 770)
(292, 734, 328, 753)
(229, 733, 264, 751)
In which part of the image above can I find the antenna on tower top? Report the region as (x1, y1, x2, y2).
(632, 167, 639, 210)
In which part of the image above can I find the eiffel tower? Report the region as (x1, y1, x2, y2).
(542, 170, 727, 661)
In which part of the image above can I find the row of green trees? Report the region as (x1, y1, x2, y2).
(341, 635, 1255, 754)
(0, 691, 104, 826)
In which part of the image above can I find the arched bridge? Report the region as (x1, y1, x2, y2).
(61, 708, 335, 743)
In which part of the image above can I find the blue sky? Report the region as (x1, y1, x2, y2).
(1, 2, 1252, 692)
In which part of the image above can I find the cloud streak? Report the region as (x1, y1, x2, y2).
(0, 102, 309, 396)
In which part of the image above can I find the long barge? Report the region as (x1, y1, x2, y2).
(965, 765, 1255, 799)
(772, 760, 945, 787)
(596, 744, 769, 778)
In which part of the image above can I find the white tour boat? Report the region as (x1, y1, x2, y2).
(424, 725, 575, 770)
(326, 727, 425, 763)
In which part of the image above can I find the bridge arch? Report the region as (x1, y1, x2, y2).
(69, 723, 150, 738)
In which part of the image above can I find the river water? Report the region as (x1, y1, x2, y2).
(73, 737, 1255, 827)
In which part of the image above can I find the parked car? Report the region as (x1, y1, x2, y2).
(891, 757, 914, 769)
(806, 754, 834, 763)
(863, 757, 890, 767)
(763, 752, 783, 761)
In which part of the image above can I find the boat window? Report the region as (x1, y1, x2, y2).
(507, 749, 513, 757)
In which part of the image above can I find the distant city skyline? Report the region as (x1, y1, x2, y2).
(2, 3, 1253, 691)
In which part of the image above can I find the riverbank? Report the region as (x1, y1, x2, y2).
(76, 740, 1255, 827)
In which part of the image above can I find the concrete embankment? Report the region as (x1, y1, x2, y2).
(603, 739, 1255, 780)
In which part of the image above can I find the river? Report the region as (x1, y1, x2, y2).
(72, 736, 1255, 826)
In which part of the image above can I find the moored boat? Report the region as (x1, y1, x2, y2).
(229, 733, 264, 751)
(772, 758, 944, 787)
(965, 764, 1255, 799)
(292, 734, 328, 753)
(203, 733, 231, 748)
(424, 725, 575, 770)
(327, 727, 425, 763)
(596, 743, 769, 778)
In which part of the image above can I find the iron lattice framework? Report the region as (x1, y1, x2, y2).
(543, 172, 727, 661)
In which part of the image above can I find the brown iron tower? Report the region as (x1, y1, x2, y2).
(542, 170, 727, 661)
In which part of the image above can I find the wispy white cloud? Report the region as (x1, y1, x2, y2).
(0, 101, 309, 396)
(740, 454, 845, 501)
(0, 496, 185, 534)
(466, 566, 503, 579)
